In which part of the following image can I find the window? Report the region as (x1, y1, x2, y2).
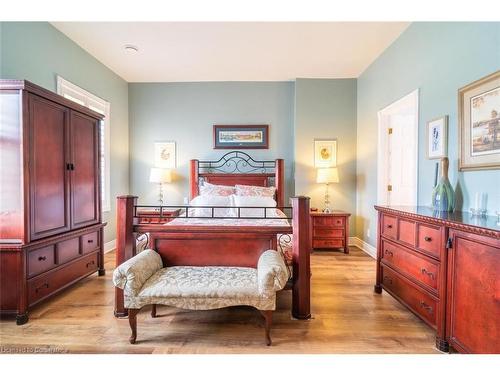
(57, 76, 111, 212)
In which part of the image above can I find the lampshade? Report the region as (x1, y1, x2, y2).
(149, 168, 172, 183)
(316, 168, 339, 184)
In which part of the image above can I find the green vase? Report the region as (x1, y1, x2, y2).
(432, 157, 455, 212)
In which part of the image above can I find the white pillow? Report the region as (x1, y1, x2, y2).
(233, 195, 277, 218)
(189, 195, 235, 217)
(199, 182, 235, 196)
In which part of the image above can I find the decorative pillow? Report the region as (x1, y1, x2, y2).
(233, 195, 277, 218)
(189, 195, 236, 217)
(199, 182, 235, 196)
(235, 184, 276, 198)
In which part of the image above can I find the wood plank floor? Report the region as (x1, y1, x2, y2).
(0, 247, 439, 354)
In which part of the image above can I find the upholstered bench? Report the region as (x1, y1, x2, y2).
(113, 249, 289, 345)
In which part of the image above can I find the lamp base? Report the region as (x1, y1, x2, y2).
(322, 207, 332, 213)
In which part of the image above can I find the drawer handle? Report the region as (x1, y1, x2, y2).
(87, 239, 94, 243)
(420, 301, 433, 313)
(383, 276, 393, 285)
(35, 282, 49, 293)
(38, 256, 47, 261)
(86, 260, 95, 268)
(424, 236, 432, 242)
(387, 224, 393, 229)
(384, 249, 394, 257)
(421, 268, 435, 280)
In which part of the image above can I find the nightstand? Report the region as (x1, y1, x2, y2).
(310, 211, 351, 254)
(136, 208, 181, 224)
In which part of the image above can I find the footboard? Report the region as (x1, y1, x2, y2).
(114, 196, 311, 319)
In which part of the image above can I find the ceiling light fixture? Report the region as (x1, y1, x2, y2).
(124, 44, 139, 53)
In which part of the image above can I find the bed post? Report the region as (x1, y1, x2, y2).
(291, 196, 311, 319)
(275, 159, 285, 207)
(114, 195, 137, 318)
(190, 159, 200, 200)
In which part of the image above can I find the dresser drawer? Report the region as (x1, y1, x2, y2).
(57, 237, 80, 264)
(381, 214, 398, 240)
(81, 231, 99, 254)
(313, 227, 344, 238)
(381, 240, 439, 292)
(398, 219, 416, 247)
(382, 266, 437, 328)
(416, 223, 442, 258)
(28, 252, 98, 305)
(313, 238, 344, 249)
(28, 245, 56, 278)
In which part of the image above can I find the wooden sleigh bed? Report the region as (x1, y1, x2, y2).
(114, 151, 311, 320)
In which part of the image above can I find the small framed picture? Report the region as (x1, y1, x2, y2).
(154, 142, 176, 168)
(426, 116, 448, 159)
(213, 125, 269, 149)
(314, 139, 337, 167)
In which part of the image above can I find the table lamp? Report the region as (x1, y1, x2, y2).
(316, 167, 339, 213)
(149, 167, 172, 205)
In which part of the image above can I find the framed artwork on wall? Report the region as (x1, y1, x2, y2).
(213, 125, 269, 149)
(426, 115, 448, 159)
(154, 142, 176, 168)
(314, 139, 337, 167)
(459, 70, 500, 171)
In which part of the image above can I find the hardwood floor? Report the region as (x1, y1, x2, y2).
(0, 247, 438, 354)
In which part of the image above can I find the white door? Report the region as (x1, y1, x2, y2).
(377, 90, 419, 206)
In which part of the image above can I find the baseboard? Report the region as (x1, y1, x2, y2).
(104, 239, 116, 254)
(348, 237, 377, 259)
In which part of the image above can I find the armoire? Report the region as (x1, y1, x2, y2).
(0, 80, 106, 324)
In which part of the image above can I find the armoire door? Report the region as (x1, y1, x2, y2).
(70, 111, 100, 229)
(28, 94, 71, 240)
(446, 229, 500, 353)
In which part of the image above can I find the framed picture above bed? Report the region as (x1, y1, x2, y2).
(213, 125, 269, 149)
(458, 70, 500, 171)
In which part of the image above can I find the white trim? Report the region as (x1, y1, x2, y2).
(104, 239, 116, 253)
(349, 236, 377, 259)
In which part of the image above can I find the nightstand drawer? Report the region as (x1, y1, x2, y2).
(312, 216, 344, 227)
(313, 227, 344, 238)
(313, 239, 344, 249)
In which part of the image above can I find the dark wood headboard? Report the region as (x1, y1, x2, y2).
(190, 151, 285, 207)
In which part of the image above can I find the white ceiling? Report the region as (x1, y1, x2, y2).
(51, 22, 409, 82)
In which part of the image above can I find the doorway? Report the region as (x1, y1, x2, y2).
(377, 90, 419, 206)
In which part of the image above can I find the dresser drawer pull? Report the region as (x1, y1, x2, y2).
(86, 260, 96, 268)
(383, 276, 393, 285)
(87, 239, 94, 243)
(421, 268, 435, 279)
(420, 301, 433, 313)
(424, 236, 432, 242)
(35, 282, 49, 293)
(387, 224, 393, 229)
(38, 256, 47, 261)
(384, 249, 394, 257)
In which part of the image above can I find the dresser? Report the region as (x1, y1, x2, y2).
(0, 80, 106, 325)
(310, 211, 350, 253)
(374, 206, 499, 353)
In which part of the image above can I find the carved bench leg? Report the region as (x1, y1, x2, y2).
(260, 310, 273, 346)
(151, 304, 157, 318)
(128, 308, 140, 344)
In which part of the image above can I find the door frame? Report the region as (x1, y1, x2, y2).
(377, 89, 419, 206)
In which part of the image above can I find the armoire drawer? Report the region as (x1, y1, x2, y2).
(28, 252, 98, 305)
(81, 231, 99, 254)
(28, 245, 56, 278)
(382, 266, 437, 328)
(57, 237, 80, 264)
(381, 240, 439, 292)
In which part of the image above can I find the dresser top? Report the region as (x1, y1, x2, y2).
(375, 205, 500, 237)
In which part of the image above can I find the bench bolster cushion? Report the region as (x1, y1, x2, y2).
(257, 250, 289, 297)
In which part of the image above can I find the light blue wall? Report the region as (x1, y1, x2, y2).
(357, 22, 500, 245)
(129, 82, 295, 204)
(294, 78, 357, 234)
(0, 22, 129, 243)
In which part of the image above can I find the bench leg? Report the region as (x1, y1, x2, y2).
(151, 304, 157, 318)
(259, 310, 273, 346)
(128, 308, 140, 344)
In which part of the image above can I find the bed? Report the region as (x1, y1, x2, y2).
(114, 151, 311, 320)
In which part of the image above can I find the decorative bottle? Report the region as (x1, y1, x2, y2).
(431, 157, 455, 212)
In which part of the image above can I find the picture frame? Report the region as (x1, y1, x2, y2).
(314, 139, 337, 167)
(213, 125, 269, 149)
(458, 70, 500, 171)
(154, 142, 176, 169)
(426, 115, 448, 159)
